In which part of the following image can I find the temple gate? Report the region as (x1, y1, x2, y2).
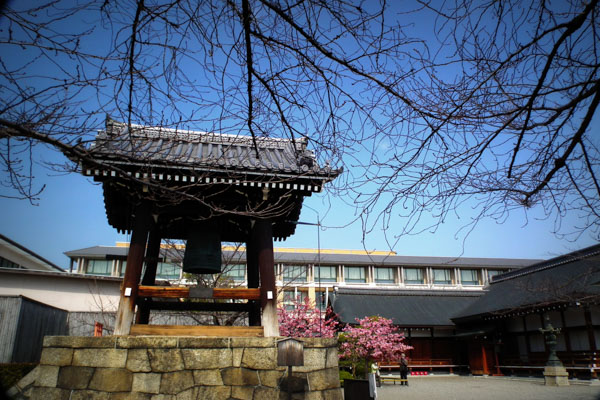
(78, 117, 340, 336)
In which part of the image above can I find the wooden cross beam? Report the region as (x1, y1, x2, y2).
(137, 286, 261, 300)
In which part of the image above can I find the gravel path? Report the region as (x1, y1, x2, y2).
(372, 376, 600, 400)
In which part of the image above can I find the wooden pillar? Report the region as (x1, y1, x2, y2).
(246, 235, 261, 326)
(584, 306, 597, 352)
(583, 306, 598, 379)
(523, 316, 532, 361)
(251, 219, 279, 337)
(560, 310, 573, 353)
(114, 203, 150, 335)
(135, 228, 161, 324)
(481, 343, 489, 375)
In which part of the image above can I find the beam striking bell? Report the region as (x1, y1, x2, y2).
(183, 227, 222, 274)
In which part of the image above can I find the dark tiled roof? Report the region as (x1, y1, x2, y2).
(452, 243, 600, 321)
(270, 252, 538, 267)
(331, 288, 483, 327)
(83, 118, 341, 187)
(78, 118, 342, 241)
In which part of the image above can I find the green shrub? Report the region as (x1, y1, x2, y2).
(339, 369, 354, 386)
(0, 363, 36, 391)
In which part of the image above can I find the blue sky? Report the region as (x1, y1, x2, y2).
(1, 2, 598, 268)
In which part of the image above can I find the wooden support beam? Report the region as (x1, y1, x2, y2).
(137, 286, 261, 300)
(136, 229, 162, 324)
(246, 236, 261, 326)
(130, 324, 264, 337)
(140, 300, 254, 313)
(114, 203, 150, 335)
(253, 218, 279, 337)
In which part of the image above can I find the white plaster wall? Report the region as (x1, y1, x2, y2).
(0, 270, 121, 312)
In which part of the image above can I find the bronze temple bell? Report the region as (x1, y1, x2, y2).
(183, 227, 222, 274)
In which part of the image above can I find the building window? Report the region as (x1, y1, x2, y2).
(87, 259, 112, 276)
(223, 264, 246, 281)
(375, 267, 395, 284)
(156, 262, 181, 280)
(120, 260, 127, 276)
(433, 268, 452, 284)
(404, 268, 424, 284)
(0, 256, 21, 269)
(315, 291, 328, 311)
(487, 269, 503, 282)
(314, 265, 337, 282)
(283, 290, 307, 310)
(344, 266, 366, 283)
(283, 265, 307, 282)
(460, 269, 479, 285)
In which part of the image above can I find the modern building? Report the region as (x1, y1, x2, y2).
(64, 242, 538, 312)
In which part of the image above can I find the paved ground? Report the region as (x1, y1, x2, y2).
(371, 376, 600, 400)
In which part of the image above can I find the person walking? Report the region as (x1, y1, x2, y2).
(399, 353, 409, 386)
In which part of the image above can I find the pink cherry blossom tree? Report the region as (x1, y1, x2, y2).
(339, 316, 412, 378)
(278, 296, 338, 338)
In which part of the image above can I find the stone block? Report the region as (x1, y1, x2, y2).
(231, 385, 254, 400)
(192, 369, 223, 386)
(36, 365, 59, 387)
(325, 348, 339, 369)
(57, 366, 94, 389)
(111, 392, 152, 400)
(127, 349, 152, 372)
(29, 387, 70, 400)
(294, 348, 326, 373)
(232, 348, 244, 367)
(307, 368, 341, 391)
(178, 337, 231, 348)
(181, 348, 232, 369)
(12, 365, 38, 391)
(40, 348, 73, 366)
(241, 347, 277, 370)
(149, 395, 175, 400)
(300, 338, 337, 348)
(88, 368, 133, 392)
(252, 386, 280, 400)
(133, 372, 161, 393)
(194, 386, 232, 399)
(148, 349, 184, 372)
(69, 390, 110, 400)
(221, 367, 260, 386)
(304, 391, 323, 400)
(321, 388, 344, 400)
(231, 337, 277, 348)
(174, 387, 196, 400)
(280, 374, 308, 393)
(44, 336, 117, 349)
(118, 337, 178, 349)
(73, 348, 128, 368)
(258, 369, 286, 387)
(159, 370, 194, 395)
(543, 365, 569, 386)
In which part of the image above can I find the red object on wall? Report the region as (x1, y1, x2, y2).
(94, 322, 103, 337)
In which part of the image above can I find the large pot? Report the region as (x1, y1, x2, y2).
(343, 379, 373, 400)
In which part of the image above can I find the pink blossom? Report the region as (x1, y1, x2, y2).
(339, 316, 412, 364)
(277, 296, 338, 338)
